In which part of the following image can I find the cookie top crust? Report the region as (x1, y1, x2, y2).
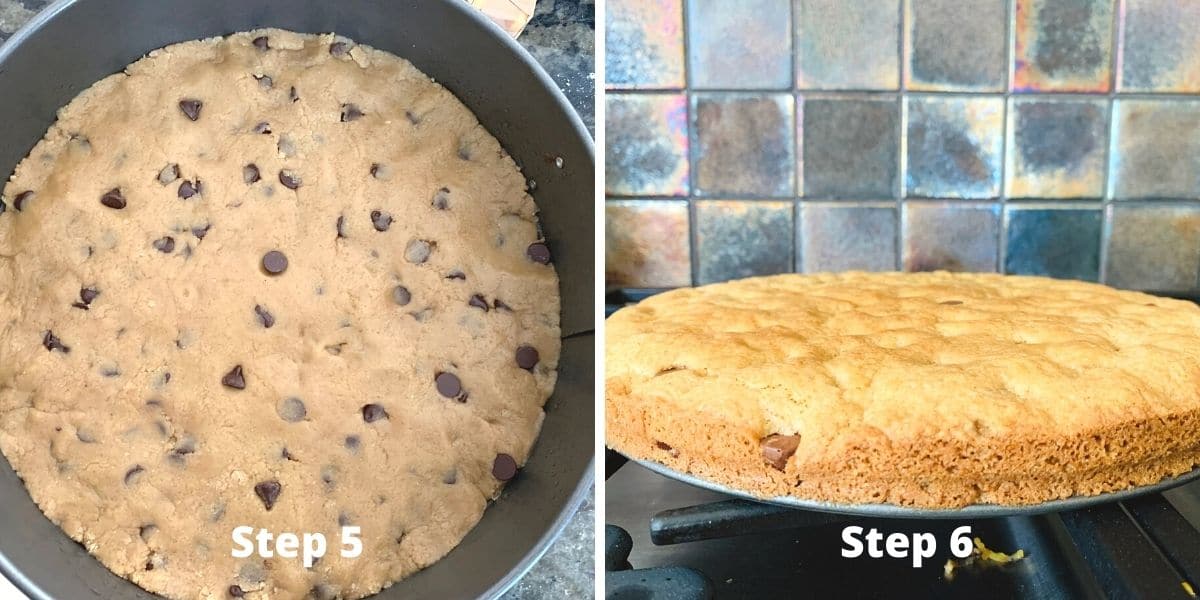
(0, 28, 559, 600)
(607, 272, 1200, 462)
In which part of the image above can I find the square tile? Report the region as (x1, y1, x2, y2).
(692, 94, 796, 197)
(1110, 100, 1200, 199)
(905, 0, 1008, 91)
(687, 0, 793, 89)
(1105, 204, 1200, 291)
(902, 202, 1000, 272)
(696, 201, 795, 283)
(905, 96, 1004, 199)
(1006, 98, 1108, 198)
(605, 200, 692, 287)
(1119, 0, 1200, 92)
(800, 202, 898, 272)
(1013, 0, 1114, 92)
(1004, 205, 1102, 281)
(795, 0, 901, 90)
(606, 0, 686, 89)
(802, 96, 900, 198)
(605, 94, 690, 196)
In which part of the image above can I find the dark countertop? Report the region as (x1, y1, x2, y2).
(0, 0, 595, 598)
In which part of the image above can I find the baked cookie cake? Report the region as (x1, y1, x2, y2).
(606, 272, 1200, 508)
(0, 29, 559, 599)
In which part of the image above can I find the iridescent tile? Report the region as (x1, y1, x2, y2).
(1106, 204, 1200, 291)
(905, 0, 1007, 91)
(687, 0, 793, 89)
(796, 0, 900, 90)
(905, 96, 1004, 198)
(1119, 0, 1200, 93)
(802, 96, 899, 198)
(606, 0, 685, 89)
(799, 202, 898, 272)
(696, 201, 795, 283)
(605, 94, 689, 196)
(1013, 0, 1113, 92)
(1004, 205, 1102, 281)
(605, 200, 692, 288)
(693, 94, 796, 197)
(1110, 99, 1200, 199)
(1006, 97, 1108, 198)
(902, 202, 1000, 272)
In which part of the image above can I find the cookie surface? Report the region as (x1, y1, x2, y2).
(0, 29, 559, 599)
(606, 272, 1200, 508)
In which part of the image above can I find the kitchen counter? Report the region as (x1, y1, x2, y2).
(0, 0, 596, 598)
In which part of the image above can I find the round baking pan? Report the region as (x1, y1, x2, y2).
(635, 458, 1200, 520)
(0, 1, 595, 598)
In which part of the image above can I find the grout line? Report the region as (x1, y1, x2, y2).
(1098, 0, 1125, 283)
(681, 0, 699, 286)
(997, 0, 1015, 273)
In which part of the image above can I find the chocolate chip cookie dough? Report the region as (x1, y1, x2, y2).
(0, 28, 559, 599)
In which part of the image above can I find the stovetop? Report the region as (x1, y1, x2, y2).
(605, 459, 1200, 599)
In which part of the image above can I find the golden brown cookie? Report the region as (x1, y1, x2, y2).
(606, 272, 1200, 508)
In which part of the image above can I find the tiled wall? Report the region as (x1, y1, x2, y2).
(604, 0, 1200, 292)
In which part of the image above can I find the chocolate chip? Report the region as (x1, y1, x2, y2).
(157, 164, 180, 185)
(124, 465, 145, 485)
(362, 403, 388, 423)
(469, 294, 489, 311)
(337, 512, 352, 527)
(254, 74, 273, 89)
(516, 346, 539, 370)
(177, 179, 201, 199)
(73, 287, 99, 310)
(101, 365, 121, 378)
(370, 210, 392, 232)
(370, 163, 382, 178)
(229, 585, 246, 598)
(321, 466, 336, 488)
(42, 330, 70, 353)
(254, 480, 281, 510)
(330, 41, 349, 56)
(277, 397, 306, 422)
(392, 285, 412, 306)
(446, 270, 466, 281)
(252, 36, 269, 50)
(171, 438, 196, 459)
(193, 223, 211, 239)
(526, 242, 551, 264)
(494, 299, 512, 312)
(335, 216, 347, 239)
(179, 99, 203, 121)
(457, 146, 472, 161)
(262, 250, 288, 275)
(289, 86, 299, 102)
(344, 435, 360, 450)
(222, 365, 246, 390)
(251, 122, 272, 136)
(492, 454, 518, 481)
(279, 170, 301, 190)
(405, 110, 420, 125)
(435, 372, 462, 399)
(405, 240, 432, 264)
(250, 305, 274, 328)
(153, 236, 175, 253)
(432, 187, 451, 210)
(100, 188, 126, 209)
(655, 441, 674, 452)
(282, 447, 299, 462)
(443, 470, 457, 484)
(340, 104, 364, 122)
(243, 164, 261, 184)
(761, 434, 801, 471)
(14, 190, 34, 211)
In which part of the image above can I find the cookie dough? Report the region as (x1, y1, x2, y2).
(0, 29, 559, 599)
(606, 272, 1200, 508)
